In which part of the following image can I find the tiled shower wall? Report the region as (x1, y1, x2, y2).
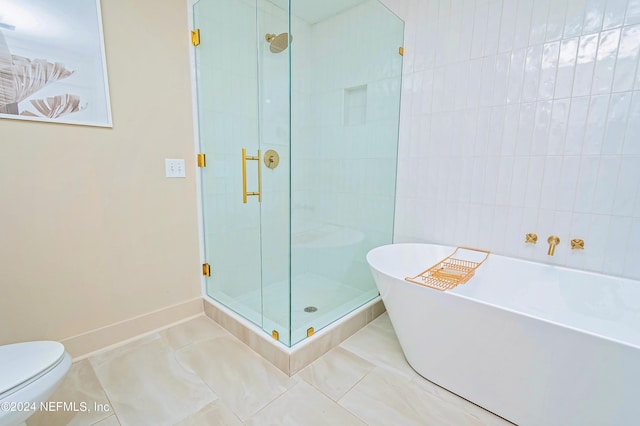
(385, 0, 640, 279)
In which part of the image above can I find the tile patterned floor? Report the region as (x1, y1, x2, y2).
(27, 314, 512, 426)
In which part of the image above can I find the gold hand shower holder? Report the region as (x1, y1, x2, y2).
(242, 148, 262, 203)
(405, 246, 490, 291)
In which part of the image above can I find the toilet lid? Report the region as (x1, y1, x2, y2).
(0, 341, 65, 395)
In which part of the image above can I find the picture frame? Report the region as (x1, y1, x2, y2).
(0, 0, 112, 127)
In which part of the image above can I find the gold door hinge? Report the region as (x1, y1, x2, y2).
(272, 330, 279, 340)
(191, 29, 200, 46)
(202, 263, 211, 277)
(197, 153, 206, 167)
(307, 327, 314, 338)
(399, 46, 404, 56)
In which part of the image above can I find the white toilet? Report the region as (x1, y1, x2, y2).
(0, 341, 72, 426)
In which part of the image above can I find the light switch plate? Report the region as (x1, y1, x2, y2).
(165, 159, 186, 178)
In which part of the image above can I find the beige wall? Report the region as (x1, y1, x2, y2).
(0, 0, 201, 346)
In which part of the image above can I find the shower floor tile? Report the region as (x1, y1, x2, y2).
(29, 314, 513, 426)
(227, 272, 374, 343)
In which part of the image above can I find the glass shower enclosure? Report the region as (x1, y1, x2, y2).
(193, 0, 404, 346)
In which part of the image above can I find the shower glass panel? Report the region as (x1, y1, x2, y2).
(289, 1, 404, 344)
(194, 0, 403, 347)
(256, 0, 291, 345)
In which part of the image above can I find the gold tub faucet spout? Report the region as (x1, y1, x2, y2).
(547, 235, 560, 256)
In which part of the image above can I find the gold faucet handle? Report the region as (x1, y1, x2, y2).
(525, 233, 538, 244)
(547, 235, 560, 256)
(571, 239, 584, 250)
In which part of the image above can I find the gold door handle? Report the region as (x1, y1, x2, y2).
(242, 148, 262, 203)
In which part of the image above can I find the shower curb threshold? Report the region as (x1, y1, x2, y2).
(202, 296, 386, 375)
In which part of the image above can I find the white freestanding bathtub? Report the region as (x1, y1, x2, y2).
(367, 243, 640, 426)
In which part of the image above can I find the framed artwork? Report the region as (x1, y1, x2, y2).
(0, 0, 112, 127)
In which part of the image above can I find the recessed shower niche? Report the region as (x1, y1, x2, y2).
(192, 0, 404, 348)
(344, 85, 368, 126)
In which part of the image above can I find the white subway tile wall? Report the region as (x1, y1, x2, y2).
(383, 0, 640, 279)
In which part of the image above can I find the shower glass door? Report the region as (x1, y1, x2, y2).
(193, 0, 291, 345)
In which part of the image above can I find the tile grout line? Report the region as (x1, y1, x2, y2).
(87, 360, 120, 426)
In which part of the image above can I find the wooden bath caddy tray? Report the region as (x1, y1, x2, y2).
(405, 246, 490, 291)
